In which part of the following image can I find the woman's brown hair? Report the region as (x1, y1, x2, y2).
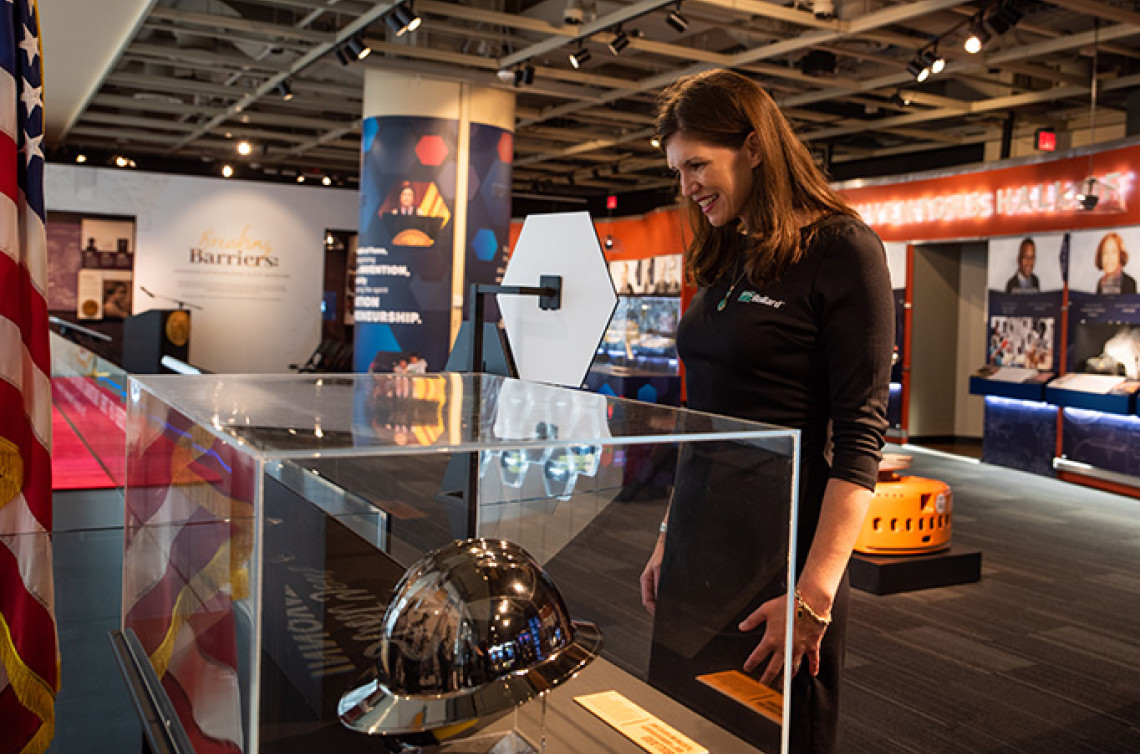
(655, 68, 856, 287)
(1095, 231, 1128, 270)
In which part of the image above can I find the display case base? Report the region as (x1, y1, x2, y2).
(849, 547, 982, 595)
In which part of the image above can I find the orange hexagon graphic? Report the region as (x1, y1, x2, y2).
(497, 132, 514, 164)
(415, 135, 449, 166)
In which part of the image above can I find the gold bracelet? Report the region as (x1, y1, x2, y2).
(794, 588, 831, 628)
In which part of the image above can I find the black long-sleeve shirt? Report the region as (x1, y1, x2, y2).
(677, 214, 893, 544)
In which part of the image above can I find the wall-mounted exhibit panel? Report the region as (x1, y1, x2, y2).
(46, 165, 357, 373)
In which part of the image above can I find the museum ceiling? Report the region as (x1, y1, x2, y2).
(39, 0, 1140, 201)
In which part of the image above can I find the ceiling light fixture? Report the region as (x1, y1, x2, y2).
(922, 49, 945, 75)
(569, 45, 591, 69)
(334, 46, 352, 66)
(75, 154, 87, 164)
(964, 15, 989, 54)
(907, 56, 930, 83)
(513, 63, 535, 87)
(236, 140, 252, 156)
(649, 136, 661, 148)
(386, 1, 421, 37)
(346, 34, 371, 60)
(322, 176, 332, 186)
(665, 2, 688, 33)
(275, 80, 294, 101)
(222, 164, 234, 178)
(114, 155, 129, 168)
(890, 88, 913, 107)
(608, 27, 629, 55)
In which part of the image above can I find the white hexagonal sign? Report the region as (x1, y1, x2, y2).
(499, 211, 617, 387)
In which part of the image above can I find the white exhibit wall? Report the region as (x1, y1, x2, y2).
(46, 165, 358, 373)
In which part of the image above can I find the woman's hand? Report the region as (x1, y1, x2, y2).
(639, 533, 667, 614)
(739, 593, 828, 686)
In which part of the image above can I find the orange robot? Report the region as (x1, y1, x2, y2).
(854, 454, 952, 555)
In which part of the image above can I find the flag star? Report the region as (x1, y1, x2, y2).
(21, 81, 42, 117)
(23, 131, 43, 166)
(19, 25, 39, 66)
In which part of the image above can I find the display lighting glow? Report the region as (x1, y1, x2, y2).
(1064, 406, 1140, 428)
(236, 140, 252, 156)
(984, 395, 1054, 412)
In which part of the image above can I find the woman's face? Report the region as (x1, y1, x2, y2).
(1102, 237, 1122, 275)
(665, 132, 761, 229)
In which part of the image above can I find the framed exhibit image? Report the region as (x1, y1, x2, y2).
(986, 234, 1065, 294)
(80, 216, 135, 269)
(609, 255, 682, 296)
(1066, 225, 1140, 295)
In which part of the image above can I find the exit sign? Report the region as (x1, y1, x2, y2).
(1035, 128, 1056, 152)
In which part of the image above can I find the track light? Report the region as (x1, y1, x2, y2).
(322, 176, 332, 186)
(346, 34, 371, 60)
(386, 1, 421, 37)
(650, 136, 661, 148)
(521, 64, 535, 85)
(569, 46, 591, 69)
(907, 56, 930, 83)
(665, 2, 688, 33)
(334, 46, 352, 66)
(964, 16, 989, 54)
(221, 164, 234, 178)
(236, 140, 252, 156)
(987, 2, 1023, 36)
(275, 80, 294, 101)
(75, 154, 87, 164)
(921, 50, 945, 75)
(608, 27, 629, 55)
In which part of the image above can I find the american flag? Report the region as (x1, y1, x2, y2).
(1, 0, 59, 752)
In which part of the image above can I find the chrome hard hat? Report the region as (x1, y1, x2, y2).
(338, 538, 603, 736)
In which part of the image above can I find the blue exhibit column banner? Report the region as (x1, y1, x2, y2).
(355, 115, 458, 373)
(465, 124, 513, 315)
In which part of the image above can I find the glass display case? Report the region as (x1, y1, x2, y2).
(121, 373, 798, 753)
(589, 296, 682, 405)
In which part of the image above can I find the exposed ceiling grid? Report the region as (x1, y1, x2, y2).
(39, 0, 1140, 195)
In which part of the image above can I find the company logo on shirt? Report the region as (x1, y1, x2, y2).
(738, 291, 785, 309)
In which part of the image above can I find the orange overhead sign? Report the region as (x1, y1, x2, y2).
(838, 144, 1140, 242)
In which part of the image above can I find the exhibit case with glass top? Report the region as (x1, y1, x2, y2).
(121, 372, 799, 753)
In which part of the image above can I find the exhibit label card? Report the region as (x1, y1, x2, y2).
(696, 670, 784, 724)
(574, 690, 707, 754)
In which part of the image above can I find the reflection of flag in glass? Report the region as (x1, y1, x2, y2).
(1, 1, 60, 751)
(123, 407, 254, 752)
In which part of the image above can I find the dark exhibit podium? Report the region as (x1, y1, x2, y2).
(850, 547, 982, 595)
(122, 308, 190, 374)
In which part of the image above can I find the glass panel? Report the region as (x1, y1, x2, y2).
(50, 331, 129, 487)
(124, 373, 798, 753)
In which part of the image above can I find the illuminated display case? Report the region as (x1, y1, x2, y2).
(589, 296, 682, 405)
(121, 372, 799, 753)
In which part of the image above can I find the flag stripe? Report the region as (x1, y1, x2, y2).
(0, 240, 50, 371)
(0, 325, 51, 452)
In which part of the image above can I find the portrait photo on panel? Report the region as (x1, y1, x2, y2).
(986, 234, 1064, 293)
(1068, 226, 1140, 295)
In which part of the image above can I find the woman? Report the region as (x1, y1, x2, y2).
(639, 69, 893, 753)
(1095, 231, 1136, 295)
